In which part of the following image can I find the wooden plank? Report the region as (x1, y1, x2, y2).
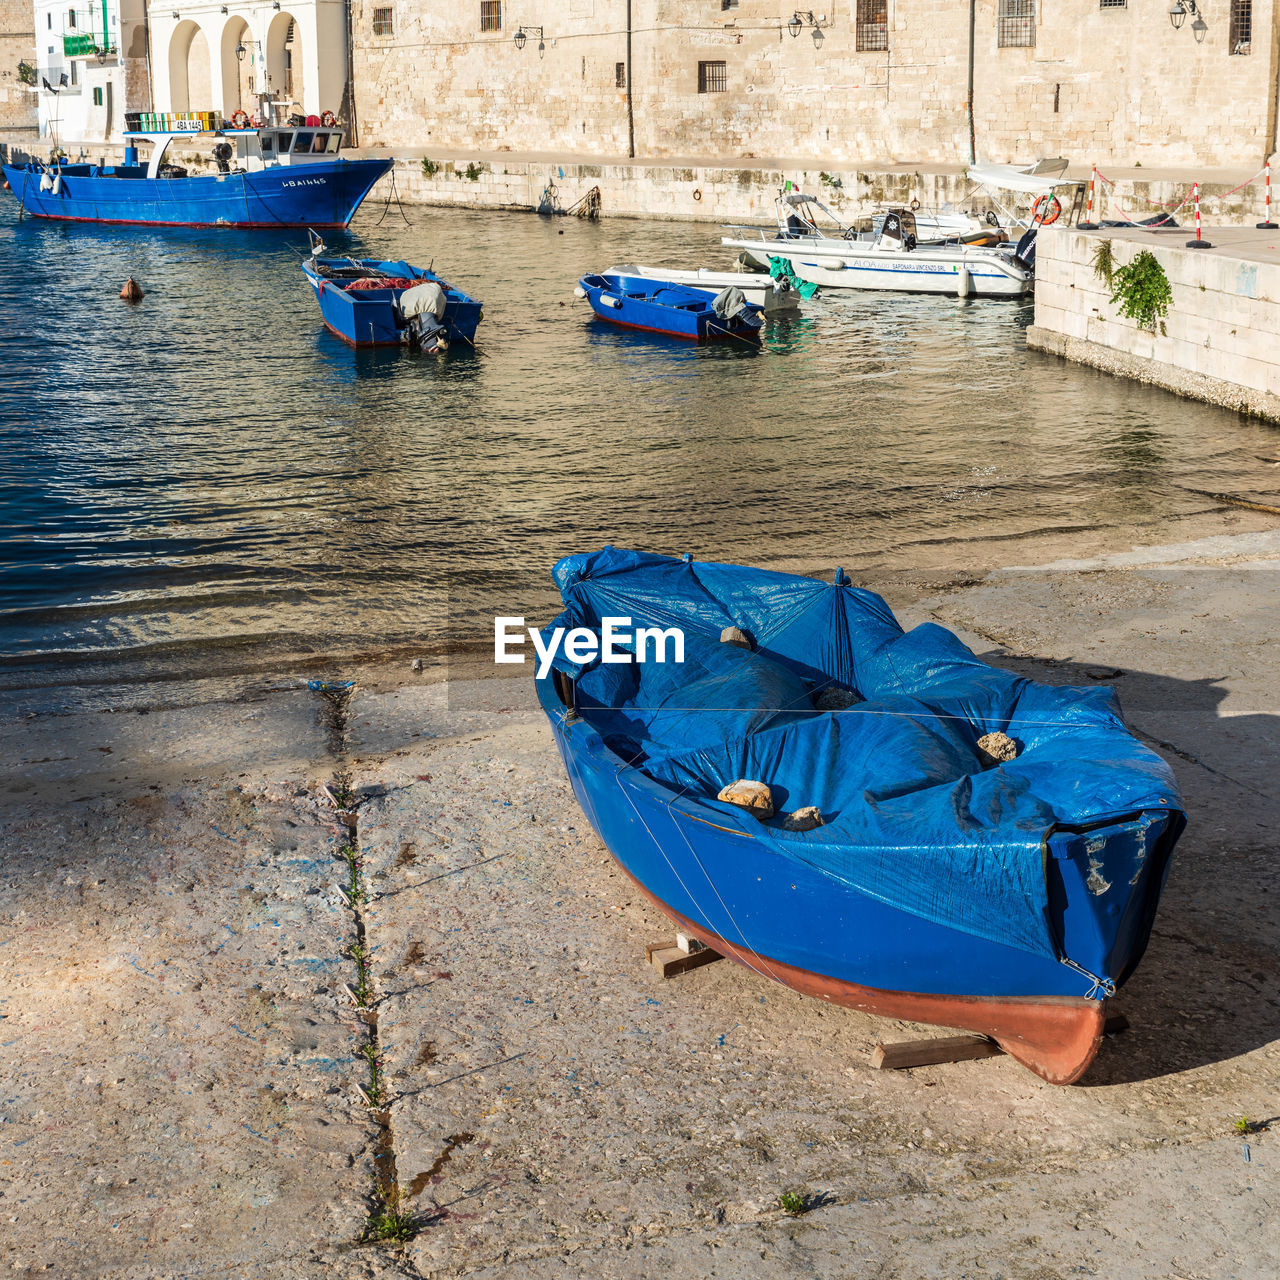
(871, 1010, 1129, 1072)
(871, 1034, 1003, 1071)
(645, 940, 724, 979)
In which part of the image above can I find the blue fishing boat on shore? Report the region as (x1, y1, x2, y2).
(575, 273, 763, 342)
(302, 245, 483, 352)
(535, 548, 1187, 1084)
(2, 121, 390, 228)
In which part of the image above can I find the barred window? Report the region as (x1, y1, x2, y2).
(480, 1, 502, 32)
(698, 60, 727, 93)
(372, 7, 393, 36)
(997, 0, 1035, 47)
(1229, 0, 1252, 53)
(615, 61, 626, 88)
(855, 0, 888, 50)
(1098, 0, 1125, 7)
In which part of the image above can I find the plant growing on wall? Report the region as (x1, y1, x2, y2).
(421, 157, 441, 177)
(1109, 250, 1173, 334)
(17, 62, 37, 87)
(1091, 238, 1116, 287)
(463, 161, 484, 182)
(1094, 241, 1172, 335)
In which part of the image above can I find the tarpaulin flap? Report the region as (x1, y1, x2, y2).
(548, 548, 1185, 958)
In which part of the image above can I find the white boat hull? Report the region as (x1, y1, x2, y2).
(606, 264, 802, 312)
(740, 242, 1031, 298)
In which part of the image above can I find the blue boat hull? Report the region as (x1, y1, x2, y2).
(2, 158, 392, 227)
(578, 273, 762, 342)
(302, 257, 483, 348)
(532, 548, 1186, 1083)
(536, 674, 1177, 1082)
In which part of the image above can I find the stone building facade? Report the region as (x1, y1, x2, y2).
(149, 0, 349, 125)
(31, 0, 149, 146)
(0, 0, 38, 132)
(350, 0, 1280, 169)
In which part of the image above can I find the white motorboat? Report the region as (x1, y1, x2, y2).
(724, 190, 1005, 271)
(603, 263, 805, 312)
(771, 209, 1033, 298)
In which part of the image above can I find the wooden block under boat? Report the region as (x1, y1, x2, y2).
(645, 938, 725, 978)
(871, 1011, 1130, 1072)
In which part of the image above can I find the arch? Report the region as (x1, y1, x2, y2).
(168, 19, 213, 113)
(220, 17, 256, 117)
(265, 11, 304, 119)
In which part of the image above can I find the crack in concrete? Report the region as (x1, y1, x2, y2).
(314, 683, 403, 1236)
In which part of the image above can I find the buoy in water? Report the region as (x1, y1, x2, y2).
(119, 277, 144, 302)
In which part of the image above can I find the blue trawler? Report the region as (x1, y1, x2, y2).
(2, 119, 390, 228)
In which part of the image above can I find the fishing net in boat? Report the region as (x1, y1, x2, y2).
(346, 277, 416, 291)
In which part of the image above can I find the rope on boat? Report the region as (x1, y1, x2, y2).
(1060, 957, 1116, 1000)
(372, 163, 411, 227)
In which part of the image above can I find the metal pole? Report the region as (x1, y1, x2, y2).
(1186, 181, 1212, 248)
(966, 0, 976, 164)
(1259, 158, 1277, 228)
(1079, 163, 1099, 229)
(626, 0, 635, 159)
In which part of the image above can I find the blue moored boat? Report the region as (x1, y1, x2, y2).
(302, 248, 483, 352)
(2, 123, 390, 228)
(535, 548, 1187, 1084)
(576, 272, 763, 342)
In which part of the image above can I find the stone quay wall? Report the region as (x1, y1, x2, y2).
(0, 0, 37, 133)
(351, 0, 1280, 170)
(373, 155, 1280, 230)
(1028, 226, 1280, 423)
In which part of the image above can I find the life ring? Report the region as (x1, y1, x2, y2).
(229, 109, 250, 130)
(1031, 194, 1062, 226)
(320, 110, 336, 128)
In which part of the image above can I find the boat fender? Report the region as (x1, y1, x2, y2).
(573, 285, 587, 299)
(957, 266, 973, 299)
(51, 173, 62, 195)
(39, 171, 53, 193)
(600, 294, 622, 309)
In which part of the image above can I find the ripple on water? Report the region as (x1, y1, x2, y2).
(0, 205, 1277, 691)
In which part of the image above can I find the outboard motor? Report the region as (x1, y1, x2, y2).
(712, 286, 749, 322)
(398, 280, 450, 354)
(1013, 225, 1038, 273)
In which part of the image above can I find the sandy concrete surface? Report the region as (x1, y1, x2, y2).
(3, 531, 1279, 1278)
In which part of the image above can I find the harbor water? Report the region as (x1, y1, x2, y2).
(1, 203, 1278, 699)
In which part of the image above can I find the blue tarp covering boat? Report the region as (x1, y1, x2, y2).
(302, 255, 483, 351)
(535, 548, 1187, 1083)
(576, 273, 763, 342)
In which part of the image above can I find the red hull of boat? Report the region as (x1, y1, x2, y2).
(627, 869, 1107, 1085)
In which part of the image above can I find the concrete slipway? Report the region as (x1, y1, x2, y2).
(3, 528, 1280, 1278)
